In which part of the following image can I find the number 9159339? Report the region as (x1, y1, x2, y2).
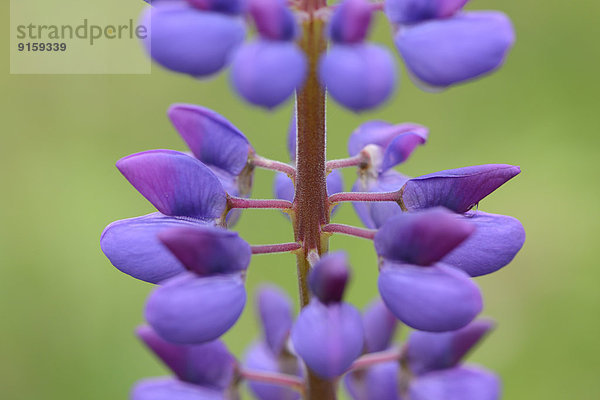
(18, 43, 67, 52)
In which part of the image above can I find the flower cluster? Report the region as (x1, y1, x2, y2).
(101, 0, 523, 398)
(141, 0, 514, 110)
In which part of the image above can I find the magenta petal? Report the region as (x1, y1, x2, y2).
(443, 212, 525, 276)
(374, 208, 475, 266)
(363, 299, 398, 353)
(378, 263, 482, 332)
(347, 121, 428, 170)
(396, 12, 515, 88)
(244, 342, 302, 400)
(401, 164, 521, 213)
(345, 361, 401, 400)
(101, 213, 202, 284)
(141, 4, 246, 77)
(168, 104, 251, 176)
(230, 39, 307, 108)
(158, 225, 251, 276)
(291, 301, 364, 378)
(309, 252, 350, 304)
(257, 286, 294, 355)
(117, 150, 227, 219)
(136, 326, 235, 389)
(145, 273, 246, 344)
(319, 43, 397, 112)
(410, 366, 501, 400)
(131, 377, 224, 400)
(385, 0, 468, 24)
(328, 0, 373, 44)
(407, 319, 494, 375)
(249, 0, 298, 41)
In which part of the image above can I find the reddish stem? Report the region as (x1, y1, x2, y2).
(349, 347, 404, 371)
(227, 196, 293, 210)
(240, 369, 305, 393)
(252, 155, 296, 177)
(321, 224, 376, 240)
(251, 242, 302, 255)
(326, 154, 367, 171)
(328, 191, 400, 204)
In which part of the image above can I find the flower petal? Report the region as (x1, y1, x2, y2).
(131, 377, 225, 400)
(410, 366, 501, 400)
(168, 104, 251, 176)
(378, 263, 482, 332)
(328, 0, 373, 44)
(136, 326, 236, 388)
(158, 225, 250, 276)
(309, 252, 351, 304)
(363, 299, 398, 353)
(244, 342, 302, 400)
(396, 12, 515, 88)
(274, 172, 295, 202)
(347, 121, 428, 170)
(141, 4, 246, 77)
(319, 43, 397, 112)
(374, 208, 475, 266)
(230, 40, 307, 108)
(249, 0, 298, 41)
(352, 171, 407, 229)
(117, 150, 227, 219)
(257, 286, 294, 355)
(443, 212, 525, 276)
(345, 361, 402, 400)
(287, 112, 297, 161)
(400, 164, 521, 213)
(385, 0, 468, 24)
(100, 213, 202, 284)
(406, 319, 494, 375)
(291, 301, 364, 378)
(145, 273, 246, 344)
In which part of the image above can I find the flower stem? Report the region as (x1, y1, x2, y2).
(321, 223, 376, 240)
(326, 154, 368, 171)
(227, 196, 293, 210)
(251, 242, 302, 255)
(251, 154, 296, 177)
(239, 369, 305, 393)
(328, 191, 401, 204)
(348, 347, 404, 371)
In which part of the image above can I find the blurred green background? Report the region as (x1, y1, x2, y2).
(1, 0, 599, 399)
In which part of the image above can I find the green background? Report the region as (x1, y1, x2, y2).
(1, 1, 599, 399)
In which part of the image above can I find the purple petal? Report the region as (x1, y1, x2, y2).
(410, 366, 501, 400)
(347, 121, 428, 170)
(374, 207, 475, 266)
(244, 342, 302, 400)
(443, 212, 525, 276)
(351, 171, 408, 229)
(136, 326, 236, 388)
(100, 213, 202, 284)
(274, 172, 295, 202)
(141, 4, 246, 77)
(378, 263, 482, 332)
(345, 361, 402, 400)
(187, 0, 246, 15)
(407, 319, 494, 375)
(249, 0, 297, 41)
(145, 273, 246, 344)
(328, 0, 373, 44)
(363, 299, 398, 353)
(131, 377, 225, 400)
(117, 150, 227, 219)
(291, 301, 364, 378)
(309, 252, 351, 304)
(400, 164, 521, 213)
(287, 112, 297, 161)
(385, 0, 468, 24)
(319, 43, 397, 112)
(168, 104, 251, 176)
(257, 286, 294, 355)
(396, 12, 515, 88)
(158, 225, 251, 276)
(230, 40, 307, 109)
(327, 169, 345, 197)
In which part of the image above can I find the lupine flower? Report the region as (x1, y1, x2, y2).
(132, 325, 237, 399)
(320, 0, 397, 111)
(291, 253, 364, 378)
(375, 207, 483, 331)
(245, 286, 302, 400)
(141, 0, 247, 77)
(384, 0, 515, 89)
(230, 0, 307, 108)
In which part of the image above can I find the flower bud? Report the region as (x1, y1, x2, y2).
(308, 252, 351, 304)
(363, 299, 398, 353)
(249, 0, 297, 41)
(187, 0, 246, 15)
(257, 286, 294, 355)
(385, 0, 468, 24)
(328, 0, 373, 43)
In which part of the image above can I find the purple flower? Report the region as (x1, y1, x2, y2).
(385, 0, 468, 24)
(394, 11, 515, 89)
(245, 342, 301, 400)
(345, 361, 402, 400)
(141, 2, 246, 77)
(328, 0, 373, 43)
(375, 208, 482, 331)
(362, 299, 398, 353)
(131, 378, 225, 400)
(410, 366, 501, 400)
(308, 252, 351, 304)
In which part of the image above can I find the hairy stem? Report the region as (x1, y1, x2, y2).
(349, 347, 404, 371)
(328, 191, 401, 204)
(321, 223, 377, 240)
(251, 154, 296, 177)
(227, 196, 293, 210)
(251, 242, 302, 255)
(240, 369, 305, 393)
(295, 0, 337, 398)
